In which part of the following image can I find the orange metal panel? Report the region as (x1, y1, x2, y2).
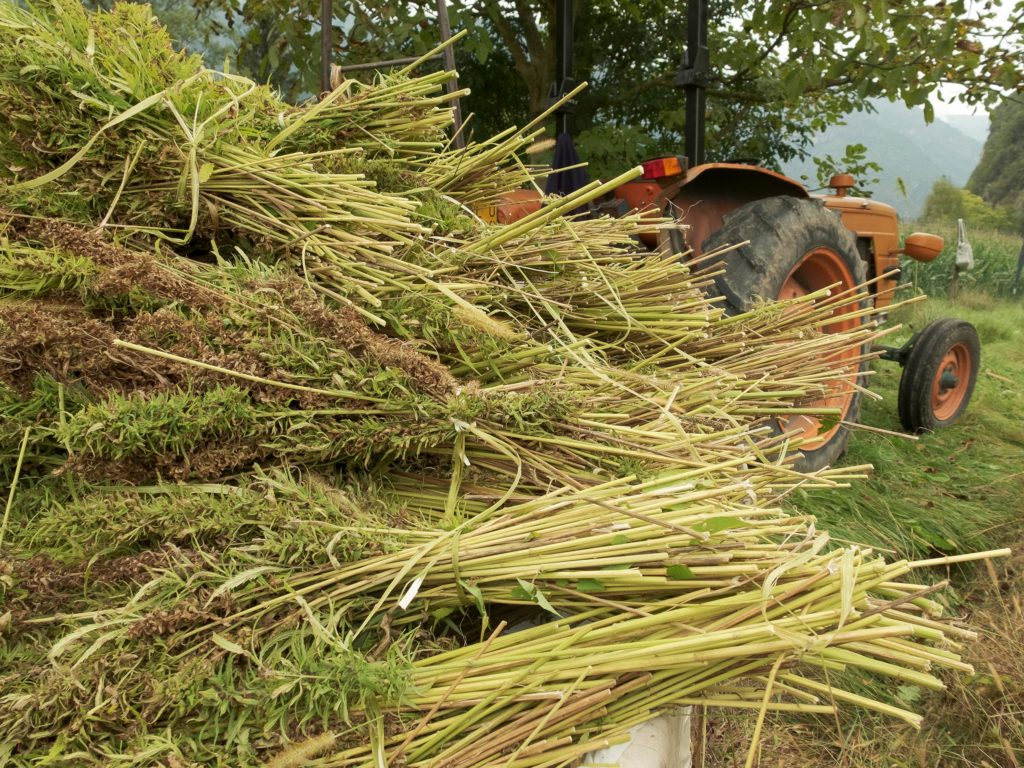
(819, 195, 901, 308)
(480, 167, 915, 313)
(612, 181, 665, 247)
(614, 181, 663, 213)
(477, 189, 542, 225)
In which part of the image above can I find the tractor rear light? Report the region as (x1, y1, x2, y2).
(640, 155, 686, 180)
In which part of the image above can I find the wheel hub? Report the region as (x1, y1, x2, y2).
(931, 343, 972, 421)
(938, 369, 959, 392)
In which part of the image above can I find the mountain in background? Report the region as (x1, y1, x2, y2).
(781, 100, 986, 220)
(940, 113, 990, 145)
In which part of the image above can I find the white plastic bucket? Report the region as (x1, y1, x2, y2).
(581, 710, 691, 768)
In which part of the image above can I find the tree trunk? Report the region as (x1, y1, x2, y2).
(481, 0, 555, 118)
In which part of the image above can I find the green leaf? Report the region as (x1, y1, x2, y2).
(211, 633, 248, 657)
(897, 684, 922, 704)
(667, 564, 696, 580)
(512, 578, 560, 615)
(207, 565, 280, 604)
(818, 414, 841, 433)
(198, 162, 215, 183)
(459, 579, 486, 615)
(694, 516, 746, 534)
(510, 585, 531, 600)
(601, 563, 634, 571)
(531, 585, 559, 616)
(852, 3, 868, 30)
(576, 578, 606, 593)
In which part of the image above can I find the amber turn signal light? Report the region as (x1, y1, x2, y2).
(640, 155, 686, 180)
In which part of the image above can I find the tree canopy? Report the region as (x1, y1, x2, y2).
(969, 98, 1024, 232)
(188, 1, 1023, 173)
(923, 177, 1019, 232)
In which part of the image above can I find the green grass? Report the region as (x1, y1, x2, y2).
(704, 227, 1024, 768)
(792, 291, 1024, 561)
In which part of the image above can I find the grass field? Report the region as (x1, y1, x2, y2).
(800, 292, 1024, 561)
(703, 225, 1024, 767)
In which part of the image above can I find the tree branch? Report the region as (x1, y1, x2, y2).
(728, 0, 830, 85)
(481, 1, 531, 83)
(513, 0, 545, 59)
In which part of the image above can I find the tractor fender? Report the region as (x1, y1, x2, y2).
(668, 163, 808, 259)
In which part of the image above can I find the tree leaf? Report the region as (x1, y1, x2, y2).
(667, 564, 696, 580)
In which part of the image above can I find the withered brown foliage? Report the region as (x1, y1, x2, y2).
(4, 213, 224, 308)
(0, 300, 341, 409)
(127, 591, 236, 641)
(272, 279, 457, 397)
(59, 434, 268, 483)
(4, 548, 202, 617)
(1, 216, 457, 404)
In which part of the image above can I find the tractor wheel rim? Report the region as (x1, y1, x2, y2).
(932, 342, 971, 421)
(777, 246, 860, 451)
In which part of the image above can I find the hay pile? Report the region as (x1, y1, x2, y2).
(0, 2, 990, 767)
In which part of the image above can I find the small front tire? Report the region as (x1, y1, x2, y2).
(898, 319, 980, 433)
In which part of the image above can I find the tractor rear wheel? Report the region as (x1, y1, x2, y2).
(701, 196, 868, 472)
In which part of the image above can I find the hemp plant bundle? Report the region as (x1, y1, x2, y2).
(0, 2, 1002, 767)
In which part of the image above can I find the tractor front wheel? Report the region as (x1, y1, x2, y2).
(701, 196, 868, 472)
(897, 319, 980, 433)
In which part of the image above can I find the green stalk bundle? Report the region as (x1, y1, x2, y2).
(0, 2, 1002, 767)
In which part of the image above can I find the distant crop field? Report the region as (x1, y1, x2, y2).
(905, 219, 1022, 299)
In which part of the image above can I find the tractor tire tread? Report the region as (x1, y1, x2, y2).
(699, 196, 867, 472)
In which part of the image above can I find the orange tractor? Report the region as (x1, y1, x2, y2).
(483, 0, 980, 470)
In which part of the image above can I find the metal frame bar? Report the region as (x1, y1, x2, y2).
(551, 0, 575, 136)
(320, 0, 332, 92)
(436, 0, 465, 148)
(336, 54, 443, 73)
(676, 0, 709, 166)
(318, 0, 465, 148)
(874, 332, 922, 366)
